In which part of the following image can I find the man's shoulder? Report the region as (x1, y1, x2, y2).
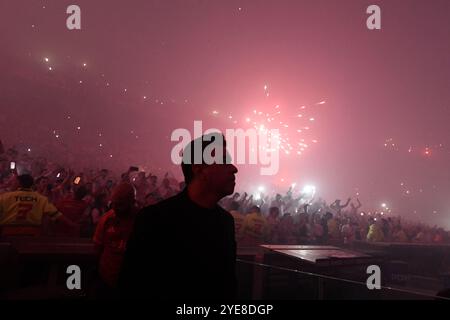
(217, 206, 235, 227)
(147, 192, 183, 209)
(137, 193, 184, 221)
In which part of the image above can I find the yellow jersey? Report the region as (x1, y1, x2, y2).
(367, 224, 384, 242)
(230, 210, 245, 240)
(243, 212, 268, 239)
(0, 188, 61, 226)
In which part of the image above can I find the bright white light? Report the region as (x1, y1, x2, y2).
(291, 183, 296, 188)
(381, 203, 386, 208)
(360, 212, 364, 216)
(254, 193, 261, 200)
(27, 148, 31, 152)
(44, 57, 49, 62)
(83, 63, 87, 67)
(48, 67, 52, 71)
(257, 186, 264, 192)
(302, 185, 316, 197)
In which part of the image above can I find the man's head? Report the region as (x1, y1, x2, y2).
(181, 133, 238, 199)
(110, 182, 136, 217)
(35, 176, 49, 191)
(134, 172, 146, 184)
(17, 174, 34, 189)
(230, 201, 240, 211)
(269, 206, 280, 218)
(137, 171, 146, 179)
(100, 169, 108, 178)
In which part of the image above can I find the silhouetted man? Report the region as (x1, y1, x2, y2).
(119, 134, 238, 299)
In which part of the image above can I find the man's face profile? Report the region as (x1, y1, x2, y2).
(199, 148, 237, 198)
(187, 135, 238, 199)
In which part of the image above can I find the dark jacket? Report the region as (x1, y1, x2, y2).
(118, 190, 237, 299)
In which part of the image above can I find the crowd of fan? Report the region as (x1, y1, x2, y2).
(220, 192, 450, 246)
(0, 145, 182, 237)
(1, 144, 449, 245)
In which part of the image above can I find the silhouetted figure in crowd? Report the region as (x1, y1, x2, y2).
(93, 182, 138, 298)
(54, 186, 89, 237)
(330, 198, 351, 215)
(119, 133, 238, 299)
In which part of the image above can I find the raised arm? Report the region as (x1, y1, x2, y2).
(340, 197, 351, 209)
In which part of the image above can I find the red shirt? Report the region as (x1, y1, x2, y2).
(55, 197, 88, 236)
(93, 209, 136, 288)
